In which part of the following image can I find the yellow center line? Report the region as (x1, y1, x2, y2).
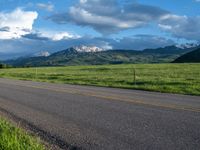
(0, 80, 200, 113)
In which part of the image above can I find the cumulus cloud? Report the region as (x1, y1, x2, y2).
(47, 0, 200, 41)
(0, 8, 38, 39)
(49, 0, 169, 34)
(22, 31, 81, 41)
(22, 33, 50, 41)
(111, 35, 175, 50)
(51, 32, 81, 41)
(36, 2, 54, 12)
(159, 14, 200, 41)
(0, 26, 10, 32)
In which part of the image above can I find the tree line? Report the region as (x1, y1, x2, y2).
(0, 63, 12, 69)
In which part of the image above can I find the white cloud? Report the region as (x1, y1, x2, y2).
(159, 14, 200, 41)
(51, 32, 81, 41)
(111, 35, 175, 50)
(22, 30, 81, 41)
(49, 0, 169, 34)
(69, 6, 143, 29)
(0, 8, 38, 39)
(80, 0, 88, 4)
(48, 0, 200, 41)
(158, 24, 172, 30)
(36, 2, 54, 12)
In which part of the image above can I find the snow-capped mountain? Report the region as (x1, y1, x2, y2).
(34, 51, 50, 57)
(176, 43, 199, 49)
(73, 45, 104, 53)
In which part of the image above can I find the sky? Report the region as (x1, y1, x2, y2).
(0, 0, 200, 58)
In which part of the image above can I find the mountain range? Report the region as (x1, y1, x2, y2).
(4, 44, 199, 67)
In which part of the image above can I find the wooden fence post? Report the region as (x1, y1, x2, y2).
(35, 68, 38, 79)
(133, 68, 136, 85)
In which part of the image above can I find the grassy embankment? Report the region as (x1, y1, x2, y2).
(0, 63, 199, 95)
(0, 118, 45, 150)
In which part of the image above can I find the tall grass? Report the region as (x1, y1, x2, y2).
(0, 63, 200, 95)
(0, 118, 45, 150)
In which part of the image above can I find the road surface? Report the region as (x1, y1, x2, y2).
(0, 78, 200, 150)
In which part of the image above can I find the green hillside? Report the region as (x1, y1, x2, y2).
(173, 48, 200, 63)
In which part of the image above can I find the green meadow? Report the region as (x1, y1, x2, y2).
(0, 63, 200, 95)
(0, 118, 45, 150)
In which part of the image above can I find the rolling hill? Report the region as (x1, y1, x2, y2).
(173, 48, 200, 63)
(5, 45, 196, 67)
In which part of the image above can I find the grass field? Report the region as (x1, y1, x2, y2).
(0, 118, 45, 150)
(0, 63, 200, 95)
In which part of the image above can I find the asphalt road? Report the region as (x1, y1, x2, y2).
(0, 78, 200, 150)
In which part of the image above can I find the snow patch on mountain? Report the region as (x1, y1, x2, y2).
(73, 45, 104, 53)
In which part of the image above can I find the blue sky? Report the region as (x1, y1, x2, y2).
(0, 0, 200, 58)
